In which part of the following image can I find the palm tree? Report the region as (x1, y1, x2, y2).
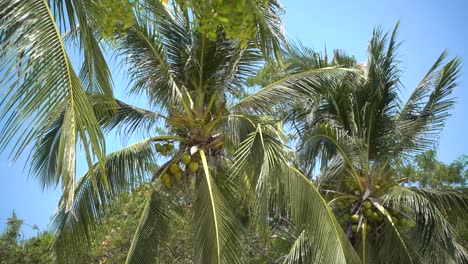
(243, 23, 468, 263)
(0, 1, 360, 263)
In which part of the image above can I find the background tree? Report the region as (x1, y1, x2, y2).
(0, 212, 54, 264)
(395, 150, 468, 250)
(77, 182, 292, 263)
(241, 24, 468, 263)
(395, 150, 468, 188)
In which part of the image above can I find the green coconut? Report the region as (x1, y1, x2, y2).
(369, 212, 380, 223)
(169, 163, 181, 174)
(398, 218, 409, 227)
(188, 162, 200, 172)
(160, 174, 172, 187)
(350, 214, 360, 224)
(364, 208, 373, 217)
(362, 201, 372, 210)
(173, 170, 183, 180)
(181, 153, 191, 165)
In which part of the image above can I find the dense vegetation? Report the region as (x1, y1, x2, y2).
(1, 0, 467, 263)
(0, 212, 54, 264)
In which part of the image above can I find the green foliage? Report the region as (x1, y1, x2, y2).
(179, 0, 259, 44)
(246, 62, 285, 88)
(73, 182, 293, 263)
(396, 150, 468, 188)
(0, 212, 54, 264)
(98, 0, 136, 39)
(246, 43, 356, 88)
(83, 184, 192, 263)
(175, 0, 285, 59)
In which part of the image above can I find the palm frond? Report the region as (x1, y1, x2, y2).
(301, 122, 366, 190)
(209, 42, 263, 99)
(393, 52, 461, 160)
(383, 186, 468, 263)
(117, 4, 186, 107)
(361, 23, 402, 161)
(285, 40, 330, 72)
(29, 110, 65, 189)
(332, 49, 357, 68)
(227, 116, 360, 263)
(315, 154, 347, 191)
(0, 0, 106, 211)
(192, 150, 244, 263)
(236, 68, 355, 113)
(411, 188, 468, 219)
(89, 94, 165, 137)
(125, 190, 172, 264)
(246, 0, 286, 63)
(231, 118, 289, 234)
(372, 202, 419, 264)
(285, 167, 361, 264)
(52, 0, 114, 97)
(50, 139, 155, 262)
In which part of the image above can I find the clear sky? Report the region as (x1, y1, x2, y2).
(1, 0, 467, 238)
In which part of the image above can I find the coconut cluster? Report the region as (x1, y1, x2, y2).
(155, 142, 175, 156)
(348, 200, 415, 234)
(159, 151, 203, 187)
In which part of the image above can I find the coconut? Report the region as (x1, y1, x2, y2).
(181, 153, 191, 165)
(173, 170, 183, 180)
(188, 162, 199, 172)
(369, 212, 380, 223)
(364, 208, 373, 217)
(350, 214, 360, 224)
(169, 163, 180, 174)
(362, 223, 372, 232)
(362, 201, 372, 210)
(160, 174, 172, 187)
(398, 218, 409, 227)
(377, 213, 384, 223)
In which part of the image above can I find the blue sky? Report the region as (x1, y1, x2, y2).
(1, 0, 467, 238)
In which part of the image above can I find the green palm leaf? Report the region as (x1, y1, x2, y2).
(51, 0, 115, 97)
(89, 94, 165, 136)
(118, 2, 186, 107)
(393, 52, 461, 159)
(50, 139, 155, 262)
(237, 68, 356, 113)
(373, 202, 419, 264)
(192, 149, 244, 263)
(228, 116, 360, 263)
(0, 0, 106, 211)
(411, 188, 468, 218)
(383, 186, 468, 263)
(285, 167, 361, 264)
(125, 190, 172, 264)
(246, 0, 286, 63)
